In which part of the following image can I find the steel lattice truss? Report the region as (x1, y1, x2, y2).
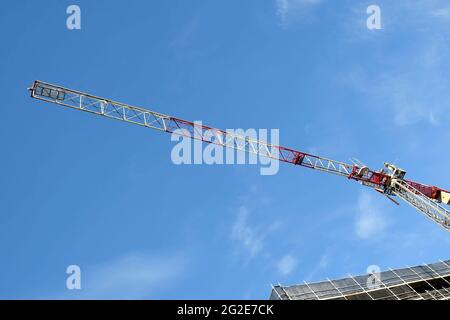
(392, 180, 450, 230)
(29, 80, 450, 232)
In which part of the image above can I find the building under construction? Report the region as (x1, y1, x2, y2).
(270, 260, 450, 300)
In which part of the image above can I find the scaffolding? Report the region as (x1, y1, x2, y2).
(270, 260, 450, 300)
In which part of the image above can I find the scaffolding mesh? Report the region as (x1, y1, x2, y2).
(270, 260, 450, 300)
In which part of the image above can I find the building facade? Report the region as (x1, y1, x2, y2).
(270, 260, 450, 300)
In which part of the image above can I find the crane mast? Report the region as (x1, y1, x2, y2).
(28, 80, 450, 232)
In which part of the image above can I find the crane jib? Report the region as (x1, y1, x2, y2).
(28, 80, 450, 232)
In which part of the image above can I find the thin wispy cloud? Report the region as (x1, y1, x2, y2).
(231, 205, 280, 260)
(275, 0, 289, 24)
(304, 253, 331, 281)
(341, 23, 450, 127)
(64, 252, 187, 299)
(355, 191, 390, 239)
(231, 206, 265, 258)
(431, 6, 450, 18)
(230, 199, 282, 265)
(277, 254, 298, 276)
(275, 0, 322, 27)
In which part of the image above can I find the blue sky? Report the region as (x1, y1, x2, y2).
(1, 0, 450, 299)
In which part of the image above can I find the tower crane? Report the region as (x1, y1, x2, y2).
(29, 80, 450, 232)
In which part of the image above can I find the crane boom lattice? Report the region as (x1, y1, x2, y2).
(392, 180, 450, 230)
(28, 80, 450, 232)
